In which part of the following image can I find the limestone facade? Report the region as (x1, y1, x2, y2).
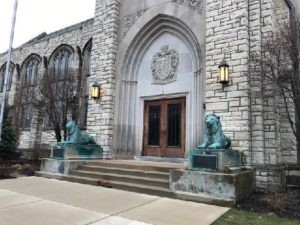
(0, 0, 299, 188)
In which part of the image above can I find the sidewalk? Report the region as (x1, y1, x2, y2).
(0, 177, 229, 225)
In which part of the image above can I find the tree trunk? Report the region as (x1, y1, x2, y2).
(295, 104, 300, 164)
(54, 125, 62, 143)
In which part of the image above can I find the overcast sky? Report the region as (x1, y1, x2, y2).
(0, 0, 95, 53)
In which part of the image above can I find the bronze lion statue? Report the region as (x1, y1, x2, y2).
(60, 120, 96, 145)
(198, 113, 231, 150)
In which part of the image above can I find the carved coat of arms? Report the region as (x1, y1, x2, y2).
(151, 45, 179, 84)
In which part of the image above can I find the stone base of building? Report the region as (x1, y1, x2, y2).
(170, 168, 255, 203)
(254, 165, 287, 191)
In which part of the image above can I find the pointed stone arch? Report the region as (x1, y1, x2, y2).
(113, 12, 205, 157)
(20, 53, 42, 86)
(49, 44, 75, 80)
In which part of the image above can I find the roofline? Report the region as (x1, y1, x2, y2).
(0, 17, 94, 56)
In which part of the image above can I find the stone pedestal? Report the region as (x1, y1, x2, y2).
(170, 169, 255, 204)
(39, 158, 86, 175)
(181, 148, 253, 205)
(51, 144, 103, 160)
(189, 149, 242, 172)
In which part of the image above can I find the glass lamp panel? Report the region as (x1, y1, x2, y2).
(225, 67, 229, 82)
(220, 67, 225, 82)
(91, 86, 100, 98)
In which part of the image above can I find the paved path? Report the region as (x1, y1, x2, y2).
(0, 177, 229, 225)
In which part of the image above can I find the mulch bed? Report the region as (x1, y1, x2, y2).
(0, 160, 41, 179)
(237, 191, 300, 219)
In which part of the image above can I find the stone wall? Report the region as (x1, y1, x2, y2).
(253, 0, 295, 189)
(0, 0, 297, 188)
(255, 166, 286, 190)
(206, 0, 296, 189)
(87, 0, 121, 158)
(0, 19, 94, 149)
(275, 0, 298, 164)
(205, 0, 251, 159)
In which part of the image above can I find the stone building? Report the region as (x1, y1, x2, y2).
(0, 0, 299, 189)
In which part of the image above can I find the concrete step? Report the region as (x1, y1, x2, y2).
(62, 175, 99, 186)
(35, 171, 99, 186)
(35, 171, 234, 207)
(64, 174, 175, 198)
(69, 170, 169, 188)
(77, 165, 169, 180)
(105, 180, 175, 198)
(85, 160, 184, 173)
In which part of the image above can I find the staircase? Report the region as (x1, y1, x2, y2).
(52, 160, 186, 198)
(286, 165, 300, 191)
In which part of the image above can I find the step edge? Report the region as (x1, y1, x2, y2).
(70, 170, 169, 183)
(79, 165, 170, 175)
(66, 175, 172, 192)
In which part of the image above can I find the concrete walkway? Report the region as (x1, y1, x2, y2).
(0, 177, 229, 225)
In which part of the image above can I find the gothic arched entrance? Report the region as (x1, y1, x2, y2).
(114, 15, 204, 159)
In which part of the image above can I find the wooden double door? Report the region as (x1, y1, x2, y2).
(143, 98, 186, 158)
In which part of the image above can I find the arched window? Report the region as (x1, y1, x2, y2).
(0, 62, 15, 92)
(20, 54, 41, 129)
(22, 54, 40, 86)
(43, 45, 74, 129)
(81, 40, 92, 127)
(83, 42, 92, 77)
(50, 45, 73, 80)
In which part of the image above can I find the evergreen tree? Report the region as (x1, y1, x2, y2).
(0, 106, 18, 160)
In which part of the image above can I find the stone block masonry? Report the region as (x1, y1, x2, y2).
(0, 19, 95, 149)
(205, 0, 251, 158)
(0, 0, 297, 191)
(87, 0, 121, 158)
(206, 0, 296, 190)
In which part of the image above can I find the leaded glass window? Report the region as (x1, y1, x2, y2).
(20, 54, 41, 129)
(23, 56, 40, 86)
(81, 41, 92, 127)
(50, 46, 73, 80)
(0, 62, 14, 92)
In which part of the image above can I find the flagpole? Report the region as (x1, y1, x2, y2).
(0, 0, 18, 141)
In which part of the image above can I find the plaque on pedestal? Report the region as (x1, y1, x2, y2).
(52, 147, 64, 159)
(189, 148, 241, 171)
(192, 154, 218, 170)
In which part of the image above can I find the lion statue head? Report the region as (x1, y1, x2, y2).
(64, 120, 81, 144)
(205, 113, 221, 135)
(198, 113, 231, 150)
(66, 120, 79, 135)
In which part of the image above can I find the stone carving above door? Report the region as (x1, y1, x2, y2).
(172, 0, 204, 14)
(151, 45, 179, 85)
(122, 10, 145, 37)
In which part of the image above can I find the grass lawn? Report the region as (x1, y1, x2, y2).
(212, 209, 300, 225)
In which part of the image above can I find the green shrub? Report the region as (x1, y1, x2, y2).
(0, 106, 19, 160)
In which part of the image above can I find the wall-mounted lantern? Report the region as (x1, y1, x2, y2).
(218, 58, 229, 85)
(91, 81, 100, 99)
